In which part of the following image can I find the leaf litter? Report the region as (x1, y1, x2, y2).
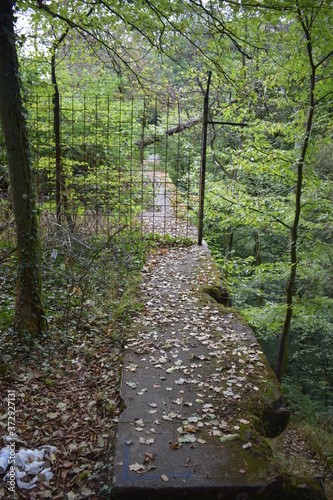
(0, 316, 125, 498)
(1, 173, 329, 496)
(120, 226, 279, 479)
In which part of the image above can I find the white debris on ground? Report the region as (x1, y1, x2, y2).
(1, 444, 57, 490)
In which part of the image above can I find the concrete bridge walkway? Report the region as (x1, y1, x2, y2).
(112, 171, 325, 499)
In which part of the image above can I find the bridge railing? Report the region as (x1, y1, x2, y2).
(0, 92, 202, 244)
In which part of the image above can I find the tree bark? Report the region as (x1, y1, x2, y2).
(276, 6, 316, 383)
(0, 0, 47, 337)
(254, 229, 264, 307)
(51, 31, 74, 229)
(135, 116, 201, 149)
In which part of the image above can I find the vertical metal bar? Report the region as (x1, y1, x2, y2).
(55, 83, 61, 223)
(48, 95, 52, 214)
(107, 94, 110, 233)
(118, 97, 122, 230)
(164, 96, 169, 237)
(198, 71, 212, 245)
(140, 98, 146, 237)
(187, 154, 191, 238)
(152, 98, 158, 236)
(175, 100, 181, 236)
(0, 124, 3, 166)
(36, 95, 40, 201)
(83, 94, 87, 229)
(95, 94, 98, 234)
(71, 94, 74, 225)
(140, 98, 145, 166)
(130, 96, 134, 233)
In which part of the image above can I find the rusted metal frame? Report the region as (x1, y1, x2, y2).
(71, 95, 74, 226)
(95, 95, 99, 234)
(83, 95, 87, 229)
(207, 121, 248, 127)
(198, 75, 249, 245)
(164, 97, 169, 237)
(47, 95, 52, 214)
(36, 96, 40, 200)
(187, 154, 191, 238)
(152, 97, 158, 235)
(140, 98, 146, 237)
(118, 98, 122, 231)
(129, 96, 134, 234)
(175, 100, 181, 237)
(107, 94, 110, 234)
(0, 122, 4, 164)
(198, 71, 211, 246)
(54, 86, 61, 224)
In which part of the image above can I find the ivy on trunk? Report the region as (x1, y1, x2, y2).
(0, 0, 47, 337)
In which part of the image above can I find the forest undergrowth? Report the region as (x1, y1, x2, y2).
(0, 224, 149, 499)
(0, 224, 332, 498)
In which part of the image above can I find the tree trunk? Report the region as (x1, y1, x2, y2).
(0, 0, 47, 337)
(276, 10, 316, 383)
(224, 225, 233, 279)
(254, 229, 264, 307)
(51, 34, 74, 229)
(51, 52, 62, 224)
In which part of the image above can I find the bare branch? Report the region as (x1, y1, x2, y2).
(135, 116, 201, 148)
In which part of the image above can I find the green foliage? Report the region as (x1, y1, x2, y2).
(3, 0, 331, 420)
(188, 0, 333, 414)
(40, 228, 148, 340)
(146, 232, 195, 248)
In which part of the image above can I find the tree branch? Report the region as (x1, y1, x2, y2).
(135, 116, 201, 148)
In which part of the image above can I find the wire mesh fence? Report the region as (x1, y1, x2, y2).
(0, 93, 201, 248)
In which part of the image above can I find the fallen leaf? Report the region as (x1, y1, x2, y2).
(170, 443, 182, 450)
(126, 381, 137, 389)
(178, 434, 196, 443)
(183, 425, 198, 433)
(47, 412, 59, 419)
(126, 364, 138, 372)
(219, 434, 239, 442)
(242, 442, 252, 449)
(161, 474, 169, 482)
(143, 453, 155, 463)
(137, 388, 148, 395)
(139, 437, 155, 445)
(129, 463, 145, 472)
(173, 398, 183, 405)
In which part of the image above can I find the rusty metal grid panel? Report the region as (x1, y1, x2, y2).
(0, 93, 201, 245)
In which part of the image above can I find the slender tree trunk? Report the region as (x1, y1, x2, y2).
(51, 52, 62, 224)
(254, 229, 264, 307)
(276, 10, 316, 382)
(0, 0, 47, 337)
(51, 33, 74, 229)
(225, 226, 234, 262)
(224, 225, 233, 279)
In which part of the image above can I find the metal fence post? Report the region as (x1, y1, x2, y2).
(198, 71, 211, 245)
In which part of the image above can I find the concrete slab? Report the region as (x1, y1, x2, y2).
(112, 177, 326, 499)
(112, 243, 326, 499)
